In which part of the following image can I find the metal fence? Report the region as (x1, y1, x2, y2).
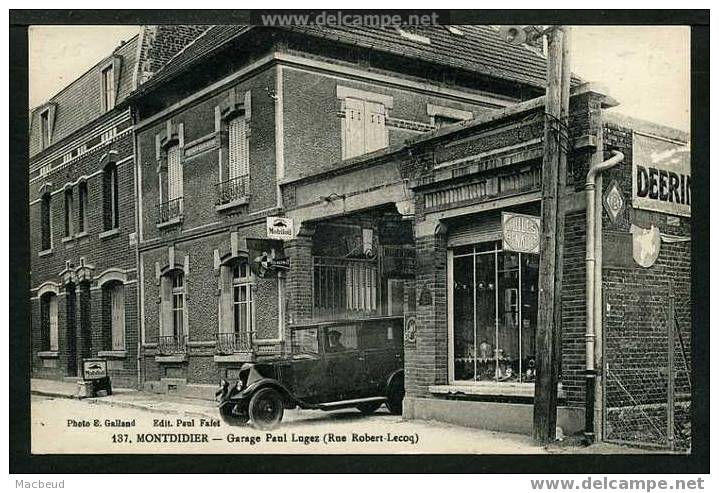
(603, 282, 691, 451)
(313, 256, 379, 320)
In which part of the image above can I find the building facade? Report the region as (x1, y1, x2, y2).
(29, 26, 207, 387)
(129, 25, 553, 397)
(29, 24, 690, 442)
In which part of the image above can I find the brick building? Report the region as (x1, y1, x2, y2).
(29, 26, 207, 387)
(30, 24, 690, 441)
(282, 81, 690, 440)
(128, 25, 556, 397)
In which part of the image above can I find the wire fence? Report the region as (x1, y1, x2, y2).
(603, 282, 691, 452)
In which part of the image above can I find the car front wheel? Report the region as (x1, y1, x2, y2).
(386, 378, 404, 415)
(248, 387, 284, 430)
(219, 402, 249, 426)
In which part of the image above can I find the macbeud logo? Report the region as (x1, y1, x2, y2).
(636, 165, 691, 206)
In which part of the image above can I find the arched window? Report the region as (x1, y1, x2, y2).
(40, 292, 59, 352)
(103, 163, 119, 231)
(102, 281, 125, 351)
(40, 192, 52, 251)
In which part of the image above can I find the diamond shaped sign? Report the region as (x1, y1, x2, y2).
(603, 180, 625, 225)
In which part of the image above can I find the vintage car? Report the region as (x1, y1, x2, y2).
(217, 317, 405, 430)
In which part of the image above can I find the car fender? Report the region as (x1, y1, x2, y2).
(242, 378, 297, 406)
(385, 368, 405, 394)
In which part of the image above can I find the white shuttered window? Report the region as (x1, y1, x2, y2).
(167, 145, 183, 200)
(228, 117, 249, 180)
(364, 101, 388, 153)
(49, 295, 59, 351)
(111, 284, 125, 350)
(342, 98, 388, 160)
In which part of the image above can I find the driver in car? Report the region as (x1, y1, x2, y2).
(326, 330, 346, 352)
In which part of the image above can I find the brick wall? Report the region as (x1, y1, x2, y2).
(30, 128, 139, 385)
(281, 67, 505, 181)
(137, 67, 277, 239)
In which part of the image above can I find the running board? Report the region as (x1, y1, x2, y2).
(317, 396, 386, 411)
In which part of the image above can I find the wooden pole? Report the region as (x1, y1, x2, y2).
(554, 24, 571, 433)
(533, 25, 564, 443)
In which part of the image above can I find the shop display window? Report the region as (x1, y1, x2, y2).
(451, 241, 539, 383)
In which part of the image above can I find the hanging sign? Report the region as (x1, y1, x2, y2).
(502, 212, 541, 254)
(266, 216, 294, 240)
(633, 133, 690, 217)
(247, 238, 286, 278)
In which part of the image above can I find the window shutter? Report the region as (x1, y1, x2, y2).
(49, 296, 59, 351)
(364, 101, 388, 153)
(228, 117, 249, 180)
(167, 146, 183, 200)
(343, 98, 365, 159)
(111, 285, 125, 350)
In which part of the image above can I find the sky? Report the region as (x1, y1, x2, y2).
(28, 25, 690, 131)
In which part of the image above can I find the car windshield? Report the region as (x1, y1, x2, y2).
(290, 328, 319, 357)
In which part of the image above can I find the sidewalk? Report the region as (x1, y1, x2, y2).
(31, 378, 218, 419)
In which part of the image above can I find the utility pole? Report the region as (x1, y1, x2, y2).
(499, 24, 571, 443)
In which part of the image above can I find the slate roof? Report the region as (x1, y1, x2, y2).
(132, 25, 569, 98)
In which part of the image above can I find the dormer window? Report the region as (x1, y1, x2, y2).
(101, 65, 116, 111)
(40, 110, 50, 149)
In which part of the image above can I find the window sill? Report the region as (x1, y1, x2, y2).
(215, 197, 249, 212)
(61, 236, 74, 244)
(430, 383, 565, 399)
(99, 228, 120, 239)
(156, 216, 183, 229)
(38, 249, 53, 257)
(97, 350, 127, 359)
(213, 352, 255, 363)
(37, 351, 59, 359)
(155, 354, 188, 363)
(75, 231, 89, 239)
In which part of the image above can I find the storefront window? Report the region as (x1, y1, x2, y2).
(452, 241, 539, 383)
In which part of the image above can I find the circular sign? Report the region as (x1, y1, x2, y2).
(503, 214, 541, 253)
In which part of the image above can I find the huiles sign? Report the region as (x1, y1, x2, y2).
(502, 212, 541, 254)
(266, 216, 294, 240)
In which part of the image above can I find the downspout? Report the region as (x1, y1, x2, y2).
(584, 149, 624, 443)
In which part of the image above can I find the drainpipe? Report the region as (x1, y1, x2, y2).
(584, 149, 624, 444)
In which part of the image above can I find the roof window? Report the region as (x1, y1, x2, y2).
(395, 27, 431, 45)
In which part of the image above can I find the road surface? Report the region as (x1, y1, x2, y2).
(31, 395, 547, 454)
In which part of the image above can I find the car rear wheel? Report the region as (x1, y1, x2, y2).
(386, 378, 404, 415)
(248, 388, 284, 430)
(219, 402, 249, 426)
(356, 401, 382, 415)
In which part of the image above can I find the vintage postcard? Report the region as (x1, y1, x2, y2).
(21, 13, 699, 460)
